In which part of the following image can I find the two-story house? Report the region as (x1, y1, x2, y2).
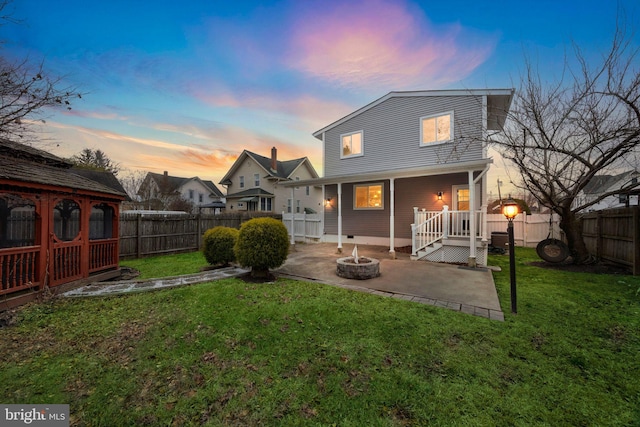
(282, 89, 514, 267)
(220, 147, 322, 214)
(574, 170, 640, 212)
(138, 171, 225, 213)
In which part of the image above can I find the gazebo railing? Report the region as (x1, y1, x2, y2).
(0, 246, 40, 295)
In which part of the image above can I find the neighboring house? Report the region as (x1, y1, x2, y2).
(0, 139, 126, 308)
(574, 170, 640, 212)
(220, 147, 322, 214)
(281, 89, 514, 267)
(138, 171, 225, 213)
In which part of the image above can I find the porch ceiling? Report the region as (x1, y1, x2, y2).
(280, 158, 493, 188)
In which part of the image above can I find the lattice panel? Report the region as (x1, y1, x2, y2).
(423, 245, 488, 266)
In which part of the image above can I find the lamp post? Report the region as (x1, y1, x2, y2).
(502, 197, 519, 314)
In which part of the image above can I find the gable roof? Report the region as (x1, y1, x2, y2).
(583, 170, 640, 195)
(219, 149, 319, 185)
(0, 139, 126, 198)
(71, 168, 130, 200)
(312, 89, 515, 139)
(145, 172, 224, 197)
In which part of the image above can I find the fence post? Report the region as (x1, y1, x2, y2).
(634, 207, 639, 275)
(196, 213, 202, 250)
(136, 213, 142, 259)
(596, 212, 603, 260)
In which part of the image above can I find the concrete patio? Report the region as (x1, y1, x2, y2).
(276, 243, 504, 321)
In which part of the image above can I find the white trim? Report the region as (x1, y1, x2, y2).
(419, 111, 454, 146)
(353, 182, 384, 210)
(281, 158, 493, 188)
(339, 130, 364, 159)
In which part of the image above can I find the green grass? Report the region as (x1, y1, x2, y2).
(121, 251, 208, 279)
(1, 248, 639, 426)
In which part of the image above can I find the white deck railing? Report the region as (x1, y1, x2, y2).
(411, 206, 486, 255)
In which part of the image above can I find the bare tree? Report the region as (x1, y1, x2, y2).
(119, 169, 147, 206)
(0, 1, 82, 141)
(490, 24, 640, 263)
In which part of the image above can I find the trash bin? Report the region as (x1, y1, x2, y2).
(491, 231, 509, 248)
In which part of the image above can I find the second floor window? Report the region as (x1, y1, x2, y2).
(239, 176, 244, 188)
(341, 130, 363, 158)
(254, 173, 260, 187)
(188, 189, 194, 200)
(421, 112, 453, 145)
(198, 194, 203, 203)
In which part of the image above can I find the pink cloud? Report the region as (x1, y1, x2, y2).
(287, 0, 497, 88)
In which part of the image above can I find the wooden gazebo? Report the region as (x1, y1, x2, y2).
(0, 139, 126, 309)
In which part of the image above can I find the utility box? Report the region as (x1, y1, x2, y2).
(491, 231, 509, 248)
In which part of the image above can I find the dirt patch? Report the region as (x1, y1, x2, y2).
(529, 260, 632, 275)
(237, 271, 278, 283)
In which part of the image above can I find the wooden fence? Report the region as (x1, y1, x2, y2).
(580, 207, 640, 275)
(119, 212, 280, 259)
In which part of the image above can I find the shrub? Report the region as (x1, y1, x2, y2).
(234, 217, 289, 278)
(202, 226, 239, 266)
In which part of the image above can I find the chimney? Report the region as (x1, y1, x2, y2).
(270, 147, 277, 171)
(163, 171, 168, 177)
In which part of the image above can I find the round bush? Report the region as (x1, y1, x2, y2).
(234, 217, 289, 277)
(202, 226, 239, 266)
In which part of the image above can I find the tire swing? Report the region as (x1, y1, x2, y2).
(536, 212, 570, 263)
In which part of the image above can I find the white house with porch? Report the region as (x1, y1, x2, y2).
(280, 89, 514, 267)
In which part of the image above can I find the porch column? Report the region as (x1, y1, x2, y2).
(337, 182, 342, 253)
(389, 178, 396, 259)
(290, 187, 295, 246)
(468, 170, 477, 267)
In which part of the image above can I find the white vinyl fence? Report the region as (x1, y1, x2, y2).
(486, 213, 561, 247)
(282, 212, 322, 242)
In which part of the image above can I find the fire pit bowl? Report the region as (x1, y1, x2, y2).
(336, 257, 380, 280)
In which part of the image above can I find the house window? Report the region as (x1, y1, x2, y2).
(188, 189, 194, 200)
(354, 183, 383, 210)
(306, 186, 310, 196)
(287, 198, 292, 213)
(254, 173, 260, 187)
(198, 193, 203, 203)
(340, 130, 363, 158)
(619, 194, 629, 204)
(456, 187, 470, 211)
(420, 112, 453, 145)
(239, 176, 245, 188)
(296, 200, 301, 213)
(261, 197, 272, 211)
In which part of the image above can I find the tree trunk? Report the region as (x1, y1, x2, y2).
(558, 208, 591, 264)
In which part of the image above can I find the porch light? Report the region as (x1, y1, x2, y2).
(502, 196, 519, 314)
(325, 197, 332, 207)
(437, 191, 443, 201)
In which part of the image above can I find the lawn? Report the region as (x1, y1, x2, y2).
(1, 248, 639, 426)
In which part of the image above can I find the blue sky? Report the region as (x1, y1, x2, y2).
(3, 0, 638, 196)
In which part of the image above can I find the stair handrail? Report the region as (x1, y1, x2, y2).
(411, 206, 447, 255)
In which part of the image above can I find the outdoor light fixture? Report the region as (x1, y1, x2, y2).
(437, 191, 443, 201)
(502, 197, 519, 314)
(325, 197, 332, 207)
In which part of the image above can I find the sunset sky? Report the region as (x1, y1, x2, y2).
(3, 0, 638, 197)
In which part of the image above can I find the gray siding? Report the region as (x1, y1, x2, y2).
(324, 95, 485, 177)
